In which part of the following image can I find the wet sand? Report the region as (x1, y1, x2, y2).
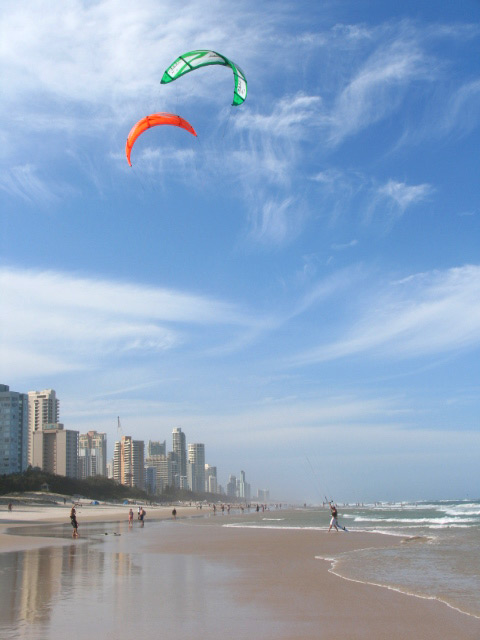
(1, 505, 479, 639)
(0, 502, 189, 552)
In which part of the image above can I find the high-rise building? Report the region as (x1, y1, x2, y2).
(172, 428, 186, 477)
(205, 464, 217, 494)
(226, 474, 237, 498)
(236, 470, 251, 501)
(147, 440, 166, 457)
(113, 436, 144, 489)
(144, 454, 172, 494)
(144, 466, 157, 495)
(78, 430, 107, 479)
(28, 389, 60, 466)
(32, 423, 79, 478)
(0, 384, 28, 474)
(187, 443, 205, 493)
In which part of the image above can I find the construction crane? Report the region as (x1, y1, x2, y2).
(117, 416, 123, 439)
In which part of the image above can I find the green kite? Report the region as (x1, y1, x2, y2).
(161, 50, 247, 106)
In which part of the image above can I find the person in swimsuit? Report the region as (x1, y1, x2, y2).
(128, 508, 134, 526)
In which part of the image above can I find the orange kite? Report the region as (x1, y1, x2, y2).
(125, 113, 197, 166)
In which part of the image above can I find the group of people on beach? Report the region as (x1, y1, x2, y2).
(67, 501, 346, 539)
(127, 507, 147, 527)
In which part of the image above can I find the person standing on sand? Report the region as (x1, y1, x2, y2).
(172, 508, 177, 519)
(128, 508, 134, 526)
(328, 501, 347, 532)
(70, 506, 79, 538)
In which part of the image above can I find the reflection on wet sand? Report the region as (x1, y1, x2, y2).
(1, 545, 70, 635)
(0, 527, 140, 639)
(0, 521, 244, 640)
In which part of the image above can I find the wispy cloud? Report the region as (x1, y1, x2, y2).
(247, 196, 306, 246)
(234, 93, 325, 138)
(331, 239, 358, 251)
(0, 266, 262, 377)
(328, 39, 430, 144)
(371, 179, 434, 221)
(311, 170, 432, 227)
(0, 164, 63, 205)
(442, 79, 480, 136)
(290, 264, 480, 365)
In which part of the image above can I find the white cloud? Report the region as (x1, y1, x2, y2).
(373, 179, 433, 218)
(234, 93, 324, 138)
(442, 79, 480, 136)
(291, 264, 480, 365)
(247, 196, 305, 246)
(0, 266, 261, 377)
(331, 239, 358, 251)
(0, 164, 62, 205)
(328, 39, 429, 144)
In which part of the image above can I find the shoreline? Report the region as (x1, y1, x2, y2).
(323, 554, 480, 621)
(159, 518, 480, 639)
(1, 505, 480, 639)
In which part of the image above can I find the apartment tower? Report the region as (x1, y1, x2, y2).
(172, 428, 186, 478)
(113, 435, 145, 489)
(78, 430, 107, 479)
(28, 389, 59, 466)
(0, 384, 28, 474)
(187, 443, 205, 493)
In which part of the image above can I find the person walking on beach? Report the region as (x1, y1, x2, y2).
(328, 501, 347, 532)
(139, 507, 146, 527)
(128, 508, 134, 526)
(70, 506, 79, 538)
(172, 508, 177, 519)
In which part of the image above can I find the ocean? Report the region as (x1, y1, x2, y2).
(226, 500, 480, 618)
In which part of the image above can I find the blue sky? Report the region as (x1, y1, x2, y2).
(1, 0, 479, 503)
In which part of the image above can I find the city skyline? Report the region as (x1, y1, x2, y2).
(2, 381, 260, 497)
(1, 1, 480, 503)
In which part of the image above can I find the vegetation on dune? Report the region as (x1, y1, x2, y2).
(0, 468, 225, 503)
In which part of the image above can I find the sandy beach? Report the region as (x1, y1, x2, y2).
(1, 503, 479, 639)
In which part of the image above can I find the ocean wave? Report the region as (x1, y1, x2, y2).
(442, 508, 480, 517)
(354, 516, 477, 525)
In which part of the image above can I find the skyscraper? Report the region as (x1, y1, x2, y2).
(78, 430, 107, 478)
(236, 470, 251, 501)
(32, 424, 79, 478)
(147, 440, 166, 457)
(205, 464, 218, 494)
(172, 427, 186, 477)
(226, 474, 237, 498)
(113, 435, 144, 489)
(0, 384, 28, 474)
(144, 454, 172, 494)
(28, 389, 59, 466)
(187, 443, 205, 493)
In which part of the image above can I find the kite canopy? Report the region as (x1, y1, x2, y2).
(125, 113, 197, 166)
(161, 50, 247, 106)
